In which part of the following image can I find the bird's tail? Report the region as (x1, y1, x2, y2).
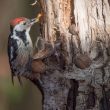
(11, 74, 14, 85)
(11, 74, 23, 86)
(17, 76, 23, 86)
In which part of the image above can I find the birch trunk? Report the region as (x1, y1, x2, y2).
(31, 0, 110, 110)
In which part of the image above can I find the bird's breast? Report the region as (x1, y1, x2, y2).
(16, 39, 33, 66)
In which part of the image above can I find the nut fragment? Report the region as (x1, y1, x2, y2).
(30, 0, 37, 6)
(74, 54, 92, 69)
(31, 60, 46, 73)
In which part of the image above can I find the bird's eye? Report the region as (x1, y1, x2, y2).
(23, 22, 26, 25)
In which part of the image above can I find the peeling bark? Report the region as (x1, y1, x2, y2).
(30, 0, 110, 110)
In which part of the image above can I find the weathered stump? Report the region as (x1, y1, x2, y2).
(30, 0, 110, 110)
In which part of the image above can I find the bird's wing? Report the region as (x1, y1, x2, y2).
(8, 35, 22, 85)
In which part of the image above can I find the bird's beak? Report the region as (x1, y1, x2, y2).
(30, 13, 42, 25)
(30, 18, 37, 25)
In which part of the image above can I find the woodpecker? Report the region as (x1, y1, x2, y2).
(8, 17, 38, 85)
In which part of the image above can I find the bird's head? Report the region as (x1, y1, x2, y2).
(10, 17, 37, 32)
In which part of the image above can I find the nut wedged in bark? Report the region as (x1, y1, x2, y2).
(31, 60, 46, 73)
(74, 54, 92, 69)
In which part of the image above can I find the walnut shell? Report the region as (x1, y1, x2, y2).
(31, 60, 46, 73)
(74, 54, 92, 69)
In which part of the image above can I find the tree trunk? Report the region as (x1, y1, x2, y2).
(31, 0, 110, 110)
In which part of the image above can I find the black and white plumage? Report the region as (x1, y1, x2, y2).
(8, 17, 37, 84)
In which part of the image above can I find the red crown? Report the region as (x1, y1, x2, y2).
(10, 17, 26, 26)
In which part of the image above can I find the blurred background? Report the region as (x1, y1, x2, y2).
(0, 0, 42, 110)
